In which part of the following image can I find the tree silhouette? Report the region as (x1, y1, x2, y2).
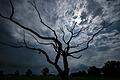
(41, 67, 49, 76)
(14, 70, 19, 76)
(0, 70, 4, 76)
(70, 70, 87, 77)
(0, 0, 119, 80)
(87, 66, 101, 76)
(102, 61, 120, 77)
(25, 69, 32, 76)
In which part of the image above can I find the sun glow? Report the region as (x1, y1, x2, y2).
(74, 17, 82, 25)
(71, 9, 82, 26)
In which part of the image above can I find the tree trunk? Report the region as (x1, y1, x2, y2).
(60, 55, 69, 80)
(54, 53, 69, 80)
(59, 72, 69, 80)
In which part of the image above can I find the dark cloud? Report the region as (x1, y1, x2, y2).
(109, 21, 120, 32)
(0, 21, 12, 40)
(0, 0, 11, 16)
(0, 0, 120, 74)
(87, 0, 102, 14)
(37, 0, 58, 26)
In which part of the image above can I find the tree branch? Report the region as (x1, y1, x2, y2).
(0, 33, 55, 65)
(54, 45, 63, 64)
(28, 1, 58, 39)
(0, 0, 56, 42)
(66, 22, 77, 44)
(69, 20, 116, 55)
(72, 26, 88, 37)
(39, 49, 55, 65)
(60, 27, 67, 44)
(9, 0, 14, 19)
(69, 41, 87, 48)
(29, 33, 59, 53)
(68, 54, 82, 59)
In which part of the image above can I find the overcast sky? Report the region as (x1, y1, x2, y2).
(0, 0, 120, 74)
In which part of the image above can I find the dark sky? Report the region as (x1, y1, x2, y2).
(0, 0, 120, 74)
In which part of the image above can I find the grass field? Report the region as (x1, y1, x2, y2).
(0, 76, 120, 80)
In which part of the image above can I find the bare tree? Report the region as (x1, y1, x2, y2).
(0, 0, 119, 80)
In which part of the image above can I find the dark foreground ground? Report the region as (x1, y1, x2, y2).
(0, 76, 120, 80)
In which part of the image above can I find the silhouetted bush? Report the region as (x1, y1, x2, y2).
(0, 70, 4, 76)
(25, 69, 32, 76)
(87, 66, 101, 76)
(102, 61, 120, 77)
(14, 70, 19, 76)
(41, 67, 49, 76)
(70, 70, 87, 77)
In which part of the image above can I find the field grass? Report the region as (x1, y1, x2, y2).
(0, 76, 120, 80)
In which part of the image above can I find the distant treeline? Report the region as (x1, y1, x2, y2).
(70, 61, 120, 77)
(0, 61, 120, 77)
(0, 67, 51, 77)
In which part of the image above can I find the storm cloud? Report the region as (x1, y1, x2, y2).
(0, 0, 120, 74)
